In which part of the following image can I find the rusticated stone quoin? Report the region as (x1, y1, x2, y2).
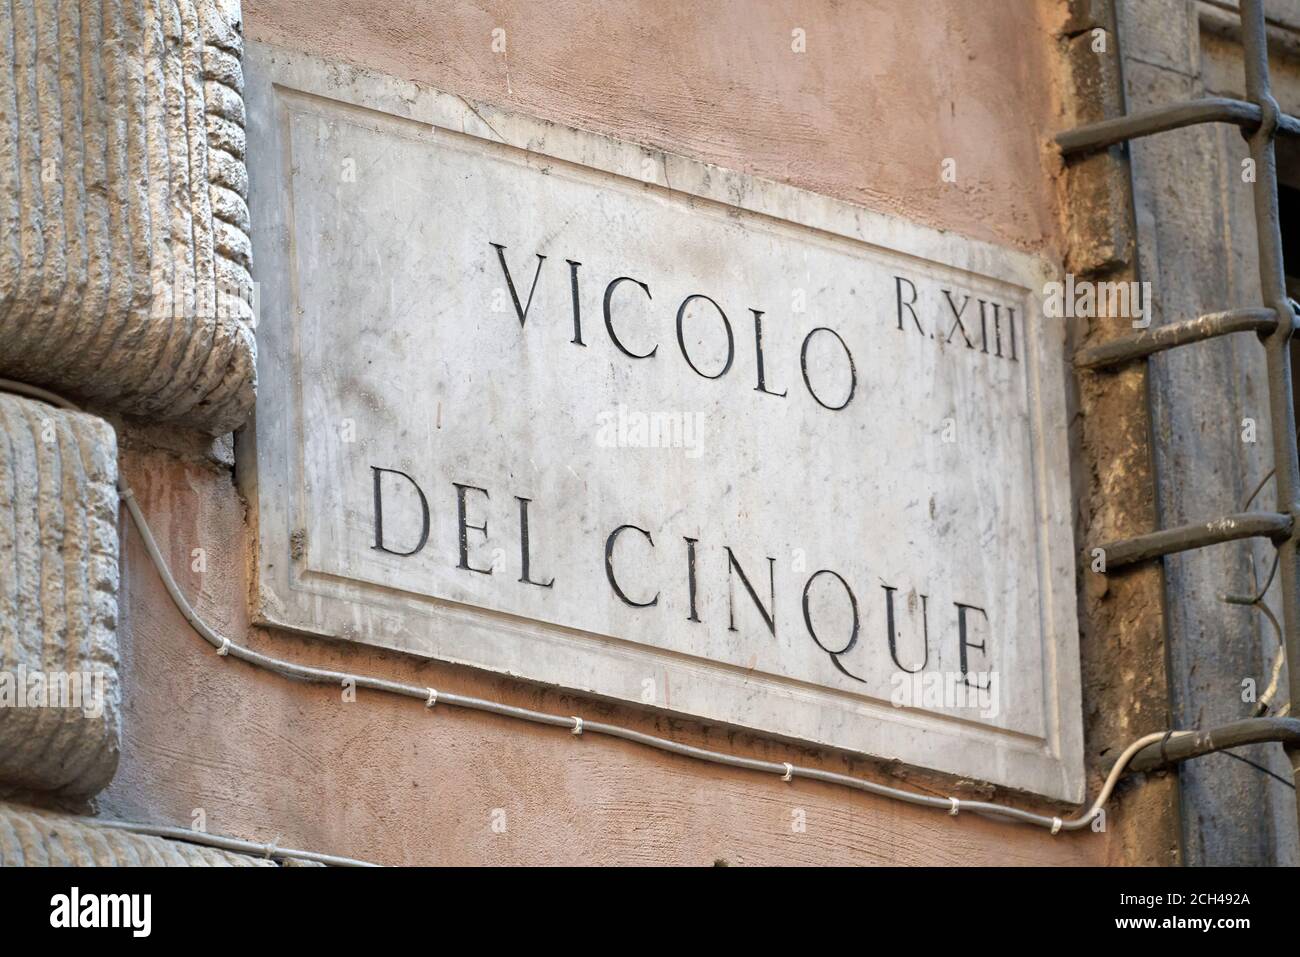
(0, 803, 286, 865)
(0, 393, 120, 797)
(0, 0, 255, 435)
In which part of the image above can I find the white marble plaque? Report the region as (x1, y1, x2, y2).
(241, 44, 1084, 800)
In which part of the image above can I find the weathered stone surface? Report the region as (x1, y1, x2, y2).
(0, 394, 120, 796)
(0, 0, 255, 435)
(1057, 0, 1180, 866)
(1118, 0, 1299, 864)
(1058, 0, 1112, 38)
(0, 802, 283, 865)
(1060, 31, 1133, 276)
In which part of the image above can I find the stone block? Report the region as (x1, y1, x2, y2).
(0, 0, 255, 435)
(0, 393, 120, 796)
(0, 802, 285, 865)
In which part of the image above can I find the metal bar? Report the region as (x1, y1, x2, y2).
(1056, 96, 1300, 155)
(1241, 0, 1300, 814)
(1056, 2, 1300, 857)
(1098, 512, 1293, 569)
(1074, 307, 1277, 370)
(1124, 718, 1300, 773)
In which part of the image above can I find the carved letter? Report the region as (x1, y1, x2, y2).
(800, 327, 857, 411)
(895, 275, 923, 334)
(453, 482, 492, 574)
(605, 524, 659, 607)
(882, 585, 930, 673)
(675, 294, 735, 380)
(803, 570, 865, 682)
(603, 277, 657, 359)
(725, 547, 776, 636)
(371, 466, 430, 557)
(685, 536, 701, 622)
(751, 309, 787, 397)
(941, 290, 975, 348)
(955, 601, 991, 688)
(566, 259, 585, 346)
(490, 242, 546, 328)
(516, 496, 554, 588)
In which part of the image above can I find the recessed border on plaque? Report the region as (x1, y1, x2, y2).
(238, 42, 1084, 802)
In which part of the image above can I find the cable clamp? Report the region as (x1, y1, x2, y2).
(217, 637, 231, 657)
(263, 837, 280, 859)
(1159, 729, 1174, 767)
(425, 688, 438, 708)
(948, 797, 960, 816)
(571, 716, 583, 735)
(1051, 817, 1063, 835)
(781, 762, 794, 782)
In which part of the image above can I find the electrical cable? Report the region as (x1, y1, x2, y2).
(1214, 750, 1296, 791)
(82, 816, 379, 866)
(1219, 467, 1291, 718)
(0, 376, 1284, 838)
(115, 421, 1165, 833)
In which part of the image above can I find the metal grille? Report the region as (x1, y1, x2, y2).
(1058, 0, 1300, 848)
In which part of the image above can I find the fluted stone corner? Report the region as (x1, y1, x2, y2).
(0, 0, 256, 436)
(0, 394, 120, 797)
(0, 803, 293, 866)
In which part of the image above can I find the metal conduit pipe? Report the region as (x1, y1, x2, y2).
(1096, 512, 1294, 569)
(1240, 1, 1300, 820)
(1055, 95, 1300, 155)
(1124, 718, 1300, 774)
(1073, 307, 1277, 370)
